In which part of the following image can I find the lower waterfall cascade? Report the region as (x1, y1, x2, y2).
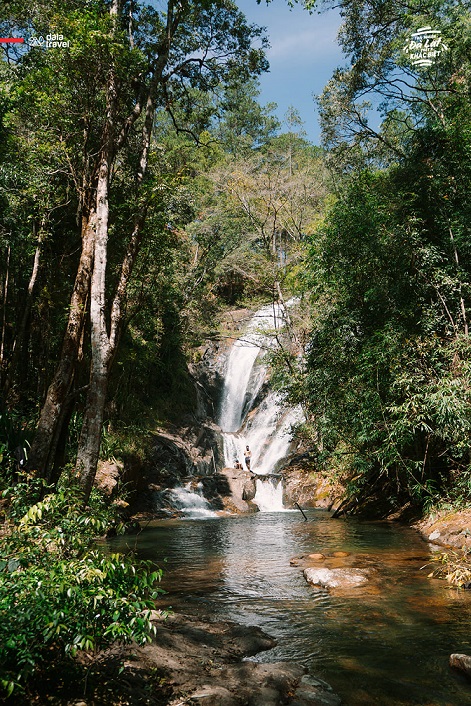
(218, 303, 303, 511)
(168, 482, 218, 518)
(253, 476, 284, 512)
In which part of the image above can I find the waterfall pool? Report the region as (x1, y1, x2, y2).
(110, 510, 471, 705)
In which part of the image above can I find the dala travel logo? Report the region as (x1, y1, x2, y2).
(29, 33, 70, 49)
(403, 26, 448, 68)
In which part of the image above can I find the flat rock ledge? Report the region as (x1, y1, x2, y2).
(414, 509, 471, 550)
(304, 567, 369, 590)
(76, 612, 342, 706)
(142, 613, 341, 706)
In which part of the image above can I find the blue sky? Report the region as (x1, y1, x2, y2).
(236, 0, 345, 144)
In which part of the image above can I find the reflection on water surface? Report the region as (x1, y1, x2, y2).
(110, 510, 471, 705)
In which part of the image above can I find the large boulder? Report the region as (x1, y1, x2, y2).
(94, 459, 123, 496)
(304, 567, 369, 590)
(281, 464, 343, 510)
(415, 508, 471, 549)
(242, 477, 257, 501)
(219, 467, 258, 513)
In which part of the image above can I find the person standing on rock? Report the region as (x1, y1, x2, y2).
(244, 445, 252, 472)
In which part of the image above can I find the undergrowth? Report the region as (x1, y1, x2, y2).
(0, 471, 163, 700)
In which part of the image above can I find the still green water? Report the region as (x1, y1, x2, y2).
(111, 510, 471, 705)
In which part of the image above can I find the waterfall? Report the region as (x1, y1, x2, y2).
(168, 482, 218, 518)
(218, 303, 284, 433)
(218, 302, 303, 511)
(253, 476, 284, 512)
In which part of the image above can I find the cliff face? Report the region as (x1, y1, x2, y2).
(121, 311, 251, 516)
(110, 306, 341, 518)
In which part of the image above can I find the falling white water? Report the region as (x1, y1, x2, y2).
(223, 395, 303, 475)
(168, 483, 218, 518)
(218, 303, 285, 433)
(250, 404, 304, 475)
(253, 477, 284, 512)
(218, 302, 304, 511)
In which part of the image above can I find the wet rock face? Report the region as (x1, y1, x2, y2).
(125, 423, 226, 516)
(152, 432, 194, 478)
(151, 425, 224, 478)
(191, 342, 228, 423)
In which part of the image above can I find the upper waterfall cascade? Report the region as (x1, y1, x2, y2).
(218, 303, 303, 511)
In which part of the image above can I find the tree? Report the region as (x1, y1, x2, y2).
(213, 78, 280, 155)
(317, 0, 471, 167)
(214, 129, 326, 306)
(3, 0, 269, 497)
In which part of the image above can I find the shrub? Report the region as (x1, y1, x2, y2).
(0, 475, 163, 698)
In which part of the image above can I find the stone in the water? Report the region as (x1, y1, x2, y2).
(332, 551, 349, 557)
(307, 553, 325, 560)
(450, 653, 471, 679)
(290, 557, 303, 566)
(304, 567, 368, 589)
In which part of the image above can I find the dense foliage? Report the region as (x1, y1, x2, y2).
(0, 0, 269, 491)
(0, 474, 162, 698)
(1, 0, 470, 507)
(278, 0, 471, 514)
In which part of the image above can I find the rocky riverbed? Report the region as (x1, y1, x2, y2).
(49, 612, 341, 706)
(130, 612, 341, 706)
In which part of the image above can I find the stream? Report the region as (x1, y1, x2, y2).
(113, 511, 471, 705)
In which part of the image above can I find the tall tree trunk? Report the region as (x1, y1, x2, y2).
(75, 142, 152, 500)
(75, 0, 120, 496)
(75, 8, 177, 502)
(27, 212, 96, 479)
(76, 143, 113, 498)
(29, 0, 179, 487)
